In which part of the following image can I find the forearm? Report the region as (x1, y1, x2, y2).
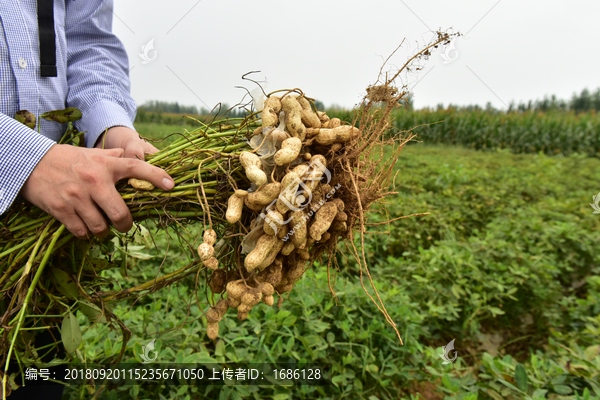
(0, 114, 55, 215)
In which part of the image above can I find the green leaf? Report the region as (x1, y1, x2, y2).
(498, 379, 524, 394)
(176, 386, 188, 396)
(273, 394, 289, 400)
(486, 389, 504, 400)
(104, 338, 112, 357)
(133, 224, 154, 249)
(326, 332, 335, 344)
(183, 354, 198, 363)
(129, 385, 139, 399)
(50, 267, 79, 299)
(515, 363, 528, 392)
(442, 374, 459, 392)
(112, 240, 154, 260)
(176, 350, 184, 364)
(332, 375, 345, 387)
(366, 364, 379, 374)
(78, 301, 107, 323)
(583, 345, 600, 361)
(285, 336, 295, 352)
(61, 312, 82, 353)
(488, 307, 505, 316)
(85, 257, 113, 272)
(215, 340, 226, 357)
(133, 342, 143, 362)
(553, 385, 572, 395)
(197, 353, 218, 364)
(41, 107, 82, 123)
(354, 378, 363, 391)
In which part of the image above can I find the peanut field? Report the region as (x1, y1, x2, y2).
(61, 113, 600, 400)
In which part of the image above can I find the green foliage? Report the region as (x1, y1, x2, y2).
(140, 100, 201, 115)
(62, 143, 600, 400)
(397, 109, 600, 157)
(327, 108, 600, 157)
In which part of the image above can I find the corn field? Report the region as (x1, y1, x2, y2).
(328, 108, 600, 157)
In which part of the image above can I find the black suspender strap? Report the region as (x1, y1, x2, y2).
(37, 0, 57, 77)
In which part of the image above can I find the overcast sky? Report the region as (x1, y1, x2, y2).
(112, 0, 600, 111)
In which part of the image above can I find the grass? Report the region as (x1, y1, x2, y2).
(135, 122, 193, 149)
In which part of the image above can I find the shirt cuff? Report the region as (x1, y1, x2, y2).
(0, 117, 56, 215)
(75, 100, 136, 148)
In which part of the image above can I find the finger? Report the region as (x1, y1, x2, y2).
(75, 199, 110, 238)
(96, 147, 125, 158)
(143, 142, 159, 155)
(123, 143, 145, 161)
(110, 158, 175, 191)
(56, 210, 91, 240)
(91, 186, 133, 233)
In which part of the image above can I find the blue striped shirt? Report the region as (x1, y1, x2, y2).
(0, 0, 136, 215)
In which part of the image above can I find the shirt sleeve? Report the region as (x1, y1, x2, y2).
(0, 114, 55, 215)
(64, 0, 137, 148)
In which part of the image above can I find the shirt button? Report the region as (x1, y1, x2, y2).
(18, 58, 27, 69)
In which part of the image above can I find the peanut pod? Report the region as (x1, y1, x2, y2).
(226, 190, 248, 224)
(309, 201, 338, 241)
(247, 182, 282, 207)
(239, 151, 267, 186)
(281, 96, 306, 140)
(262, 96, 282, 128)
(244, 234, 278, 272)
(314, 126, 358, 145)
(274, 137, 302, 166)
(203, 229, 217, 246)
(290, 210, 308, 249)
(297, 97, 322, 128)
(128, 178, 155, 191)
(197, 243, 214, 261)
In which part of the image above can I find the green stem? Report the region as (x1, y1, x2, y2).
(0, 236, 37, 259)
(2, 225, 66, 396)
(149, 131, 242, 164)
(120, 188, 217, 201)
(20, 221, 53, 280)
(8, 215, 51, 233)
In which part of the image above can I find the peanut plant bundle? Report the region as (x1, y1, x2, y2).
(0, 32, 456, 390)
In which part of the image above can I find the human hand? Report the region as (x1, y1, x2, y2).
(95, 126, 158, 160)
(21, 144, 174, 239)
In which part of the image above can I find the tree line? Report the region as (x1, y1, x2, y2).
(140, 88, 600, 116)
